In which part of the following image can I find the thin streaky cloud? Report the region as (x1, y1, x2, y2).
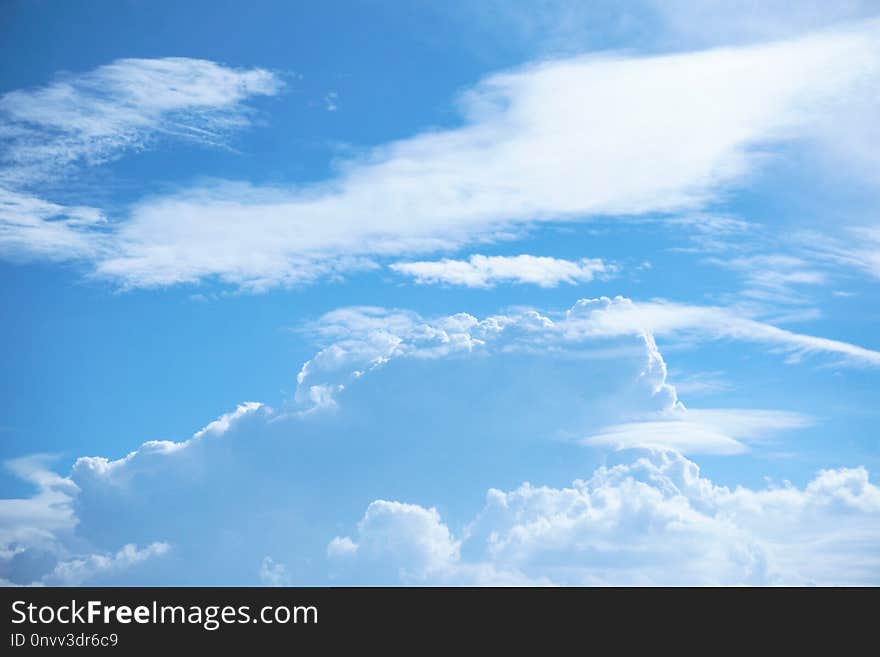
(2, 23, 880, 288)
(390, 254, 613, 288)
(0, 57, 281, 185)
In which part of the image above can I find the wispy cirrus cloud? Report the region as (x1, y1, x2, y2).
(704, 254, 829, 305)
(0, 57, 282, 264)
(0, 187, 108, 261)
(95, 22, 880, 289)
(559, 296, 880, 367)
(582, 408, 813, 455)
(0, 57, 281, 185)
(2, 23, 880, 288)
(799, 226, 880, 282)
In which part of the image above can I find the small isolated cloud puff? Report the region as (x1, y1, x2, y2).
(330, 449, 880, 585)
(259, 556, 291, 587)
(390, 254, 613, 288)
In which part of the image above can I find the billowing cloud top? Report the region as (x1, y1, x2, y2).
(4, 295, 878, 586)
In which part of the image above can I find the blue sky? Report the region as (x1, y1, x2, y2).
(2, 0, 880, 585)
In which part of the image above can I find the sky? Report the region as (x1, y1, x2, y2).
(1, 0, 880, 586)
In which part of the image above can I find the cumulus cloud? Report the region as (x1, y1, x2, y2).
(0, 296, 871, 585)
(0, 405, 266, 586)
(0, 455, 169, 586)
(44, 542, 170, 586)
(295, 297, 880, 414)
(0, 456, 79, 561)
(390, 254, 612, 287)
(328, 499, 543, 585)
(331, 449, 880, 585)
(294, 300, 683, 414)
(72, 402, 265, 485)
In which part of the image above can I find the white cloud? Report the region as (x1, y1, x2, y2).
(332, 449, 880, 585)
(350, 501, 462, 581)
(0, 57, 281, 184)
(0, 456, 79, 560)
(292, 296, 852, 455)
(44, 542, 169, 586)
(92, 20, 880, 288)
(326, 536, 358, 558)
(390, 254, 612, 287)
(0, 188, 107, 261)
(328, 499, 546, 585)
(295, 297, 880, 414)
(0, 455, 170, 586)
(583, 408, 812, 455)
(258, 556, 291, 586)
(705, 254, 829, 304)
(2, 296, 873, 585)
(0, 57, 281, 263)
(1, 23, 877, 287)
(559, 296, 880, 367)
(294, 301, 677, 412)
(668, 370, 732, 396)
(801, 226, 880, 282)
(0, 404, 265, 586)
(72, 401, 265, 484)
